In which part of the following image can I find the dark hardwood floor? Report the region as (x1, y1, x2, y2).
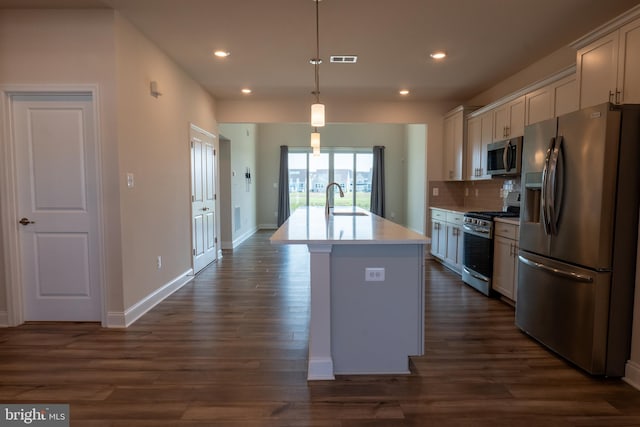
(2, 230, 640, 426)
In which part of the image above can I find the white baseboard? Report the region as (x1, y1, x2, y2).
(106, 269, 194, 328)
(307, 357, 335, 381)
(232, 226, 258, 248)
(624, 360, 640, 391)
(0, 310, 8, 327)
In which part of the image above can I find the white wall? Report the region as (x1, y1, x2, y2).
(405, 124, 427, 234)
(0, 9, 123, 314)
(0, 9, 218, 321)
(114, 14, 218, 309)
(218, 99, 449, 230)
(218, 124, 258, 246)
(255, 123, 408, 228)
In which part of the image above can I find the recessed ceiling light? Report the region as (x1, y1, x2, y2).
(399, 89, 410, 96)
(214, 50, 230, 58)
(241, 88, 252, 94)
(430, 51, 446, 59)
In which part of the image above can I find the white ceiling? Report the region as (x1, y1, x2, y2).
(2, 0, 640, 103)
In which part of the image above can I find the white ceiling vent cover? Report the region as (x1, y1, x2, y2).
(330, 55, 358, 63)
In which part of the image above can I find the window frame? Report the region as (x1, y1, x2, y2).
(288, 147, 372, 211)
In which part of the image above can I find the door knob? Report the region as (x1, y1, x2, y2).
(19, 217, 35, 226)
(201, 207, 209, 211)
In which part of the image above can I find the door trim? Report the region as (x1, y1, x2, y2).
(188, 123, 221, 270)
(0, 85, 107, 326)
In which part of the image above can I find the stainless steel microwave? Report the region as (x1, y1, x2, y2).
(487, 136, 523, 176)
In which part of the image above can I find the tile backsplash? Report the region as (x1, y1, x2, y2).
(429, 178, 521, 211)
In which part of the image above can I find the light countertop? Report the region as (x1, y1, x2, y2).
(429, 206, 466, 214)
(270, 207, 428, 245)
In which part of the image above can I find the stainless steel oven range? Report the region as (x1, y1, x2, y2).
(462, 209, 519, 296)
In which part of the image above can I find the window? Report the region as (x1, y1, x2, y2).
(288, 149, 372, 212)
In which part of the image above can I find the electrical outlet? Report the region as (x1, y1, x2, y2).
(365, 267, 385, 282)
(156, 256, 162, 269)
(126, 173, 135, 188)
(465, 188, 469, 197)
(474, 189, 479, 197)
(432, 187, 439, 196)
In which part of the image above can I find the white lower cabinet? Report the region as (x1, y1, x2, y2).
(492, 221, 519, 302)
(430, 210, 446, 260)
(444, 212, 464, 273)
(430, 208, 464, 274)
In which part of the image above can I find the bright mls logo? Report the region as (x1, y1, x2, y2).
(0, 405, 69, 426)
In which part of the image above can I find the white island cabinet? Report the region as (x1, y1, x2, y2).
(271, 207, 428, 380)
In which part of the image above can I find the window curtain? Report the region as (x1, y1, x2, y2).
(370, 146, 385, 217)
(277, 145, 290, 227)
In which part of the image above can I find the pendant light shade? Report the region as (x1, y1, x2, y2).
(313, 146, 321, 157)
(310, 130, 321, 148)
(311, 103, 325, 127)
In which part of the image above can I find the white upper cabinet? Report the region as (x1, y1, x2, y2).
(525, 74, 578, 126)
(525, 86, 554, 126)
(443, 106, 475, 181)
(576, 15, 640, 108)
(553, 75, 579, 117)
(466, 111, 493, 180)
(492, 96, 525, 141)
(466, 115, 482, 180)
(617, 17, 640, 104)
(577, 32, 619, 108)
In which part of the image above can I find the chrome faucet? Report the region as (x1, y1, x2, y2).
(325, 182, 345, 216)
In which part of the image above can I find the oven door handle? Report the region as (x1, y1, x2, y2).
(463, 267, 489, 283)
(463, 224, 491, 237)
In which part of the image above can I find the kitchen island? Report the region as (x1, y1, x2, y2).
(271, 207, 428, 380)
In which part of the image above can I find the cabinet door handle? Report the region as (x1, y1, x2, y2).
(609, 90, 615, 103)
(615, 90, 621, 104)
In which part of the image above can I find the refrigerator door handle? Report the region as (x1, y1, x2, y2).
(541, 137, 556, 235)
(518, 255, 593, 283)
(549, 136, 564, 235)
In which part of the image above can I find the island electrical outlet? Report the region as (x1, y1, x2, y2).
(365, 267, 385, 282)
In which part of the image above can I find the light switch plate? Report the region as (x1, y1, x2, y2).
(126, 173, 135, 188)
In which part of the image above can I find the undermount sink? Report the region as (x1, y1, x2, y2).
(331, 211, 368, 216)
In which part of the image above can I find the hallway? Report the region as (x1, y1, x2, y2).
(1, 231, 640, 426)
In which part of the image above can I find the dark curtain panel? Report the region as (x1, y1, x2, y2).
(370, 145, 385, 217)
(277, 145, 290, 227)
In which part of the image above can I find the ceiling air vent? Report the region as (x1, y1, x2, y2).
(330, 55, 358, 63)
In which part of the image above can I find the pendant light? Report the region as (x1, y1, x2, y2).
(310, 0, 325, 129)
(310, 128, 321, 149)
(311, 127, 321, 157)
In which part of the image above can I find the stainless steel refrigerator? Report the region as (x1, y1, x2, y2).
(516, 102, 640, 376)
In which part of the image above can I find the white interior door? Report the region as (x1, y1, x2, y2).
(13, 93, 101, 321)
(191, 126, 217, 273)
